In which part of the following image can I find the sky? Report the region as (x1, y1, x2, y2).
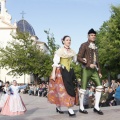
(6, 0, 120, 53)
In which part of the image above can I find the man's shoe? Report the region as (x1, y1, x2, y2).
(93, 108, 104, 115)
(79, 109, 88, 114)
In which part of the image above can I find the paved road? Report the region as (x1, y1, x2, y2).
(0, 94, 120, 120)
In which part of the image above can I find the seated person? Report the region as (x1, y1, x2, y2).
(38, 84, 43, 97)
(106, 87, 115, 106)
(100, 88, 108, 107)
(28, 84, 34, 95)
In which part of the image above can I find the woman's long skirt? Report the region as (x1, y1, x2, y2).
(48, 67, 77, 107)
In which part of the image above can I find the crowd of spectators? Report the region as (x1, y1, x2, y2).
(20, 82, 49, 97)
(1, 78, 120, 109)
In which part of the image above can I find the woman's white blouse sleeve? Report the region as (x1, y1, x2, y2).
(52, 54, 60, 67)
(73, 55, 79, 65)
(73, 55, 77, 63)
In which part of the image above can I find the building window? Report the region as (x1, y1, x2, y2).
(0, 3, 1, 13)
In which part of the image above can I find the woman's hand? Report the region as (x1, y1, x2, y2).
(83, 58, 87, 63)
(51, 72, 56, 81)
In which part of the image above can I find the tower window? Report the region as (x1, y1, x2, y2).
(0, 3, 1, 13)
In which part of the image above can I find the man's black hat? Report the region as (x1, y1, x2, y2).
(88, 28, 96, 34)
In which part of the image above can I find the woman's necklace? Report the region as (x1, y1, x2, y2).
(64, 46, 70, 51)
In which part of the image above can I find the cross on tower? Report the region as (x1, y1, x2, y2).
(20, 11, 26, 19)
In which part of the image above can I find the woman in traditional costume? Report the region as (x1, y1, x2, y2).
(48, 36, 77, 116)
(0, 81, 10, 110)
(1, 80, 27, 116)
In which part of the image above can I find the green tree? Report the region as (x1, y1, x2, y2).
(0, 32, 52, 83)
(96, 5, 120, 79)
(44, 29, 60, 58)
(71, 62, 82, 79)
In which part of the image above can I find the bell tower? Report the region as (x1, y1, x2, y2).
(0, 0, 12, 23)
(0, 2, 1, 13)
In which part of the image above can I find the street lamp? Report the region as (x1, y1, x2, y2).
(104, 64, 111, 86)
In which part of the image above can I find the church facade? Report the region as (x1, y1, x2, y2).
(0, 0, 49, 84)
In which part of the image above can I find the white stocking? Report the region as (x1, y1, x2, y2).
(79, 93, 85, 111)
(94, 91, 101, 111)
(79, 89, 86, 111)
(68, 107, 74, 114)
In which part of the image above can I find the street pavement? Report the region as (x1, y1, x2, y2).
(0, 94, 120, 120)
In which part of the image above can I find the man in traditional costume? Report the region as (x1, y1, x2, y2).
(77, 29, 103, 115)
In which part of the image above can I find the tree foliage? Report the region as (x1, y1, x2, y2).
(96, 5, 120, 79)
(44, 29, 60, 58)
(71, 62, 82, 79)
(0, 32, 52, 80)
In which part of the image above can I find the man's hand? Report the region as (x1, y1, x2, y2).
(90, 64, 96, 69)
(83, 58, 87, 63)
(99, 73, 102, 78)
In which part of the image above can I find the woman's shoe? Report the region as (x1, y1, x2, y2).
(68, 111, 76, 116)
(56, 108, 64, 114)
